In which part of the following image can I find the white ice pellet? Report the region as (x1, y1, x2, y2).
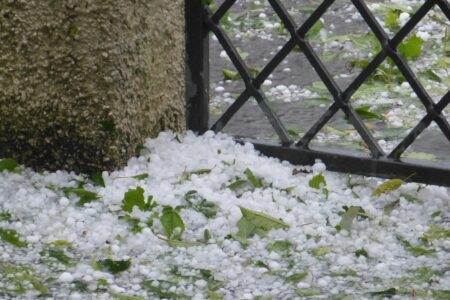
(312, 161, 326, 173)
(263, 79, 272, 86)
(58, 272, 74, 283)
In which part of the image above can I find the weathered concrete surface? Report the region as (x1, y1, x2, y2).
(0, 0, 185, 173)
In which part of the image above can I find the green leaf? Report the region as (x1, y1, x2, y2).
(0, 228, 27, 248)
(431, 211, 442, 218)
(203, 229, 211, 242)
(433, 290, 450, 300)
(120, 215, 143, 233)
(0, 211, 12, 222)
(339, 206, 362, 230)
(245, 168, 263, 188)
(184, 190, 219, 218)
(0, 158, 18, 172)
(73, 280, 89, 292)
(309, 173, 328, 198)
(222, 69, 241, 80)
(310, 247, 330, 257)
(396, 235, 436, 256)
(0, 158, 21, 173)
(112, 293, 146, 300)
(398, 35, 424, 59)
(288, 128, 301, 139)
(422, 225, 450, 242)
(40, 247, 73, 266)
(167, 239, 204, 248)
(90, 172, 105, 187)
(0, 261, 48, 294)
(306, 19, 324, 39)
(95, 259, 131, 274)
(354, 105, 384, 120)
(121, 187, 146, 213)
(309, 173, 326, 189)
(383, 199, 400, 214)
(295, 287, 322, 297)
(227, 179, 248, 190)
(208, 291, 224, 300)
(368, 287, 397, 297)
(285, 272, 308, 283)
(267, 240, 292, 254)
(190, 169, 212, 175)
(131, 173, 149, 180)
(63, 188, 101, 206)
(385, 10, 401, 30)
(422, 69, 442, 82)
(143, 280, 190, 299)
(400, 193, 420, 203)
(236, 206, 289, 239)
(355, 248, 369, 258)
(372, 179, 405, 196)
(328, 269, 358, 277)
(160, 206, 185, 240)
(48, 240, 72, 247)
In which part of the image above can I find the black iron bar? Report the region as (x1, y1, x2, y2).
(185, 0, 210, 133)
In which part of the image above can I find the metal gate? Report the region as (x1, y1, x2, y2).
(185, 0, 450, 187)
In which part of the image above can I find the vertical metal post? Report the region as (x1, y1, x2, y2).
(185, 0, 210, 133)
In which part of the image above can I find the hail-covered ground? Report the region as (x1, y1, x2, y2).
(0, 132, 449, 300)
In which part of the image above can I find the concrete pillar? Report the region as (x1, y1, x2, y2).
(0, 0, 185, 173)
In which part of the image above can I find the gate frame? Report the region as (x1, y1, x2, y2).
(185, 0, 450, 187)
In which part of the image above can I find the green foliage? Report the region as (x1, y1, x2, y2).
(0, 211, 12, 222)
(0, 158, 20, 173)
(285, 272, 308, 284)
(372, 179, 404, 196)
(184, 190, 219, 218)
(122, 187, 145, 212)
(385, 10, 402, 30)
(63, 187, 101, 206)
(0, 228, 27, 248)
(121, 187, 157, 213)
(40, 246, 73, 266)
(355, 248, 369, 258)
(398, 35, 424, 59)
(90, 172, 105, 187)
(228, 179, 248, 190)
(95, 259, 131, 274)
(309, 173, 326, 189)
(112, 293, 145, 300)
(131, 173, 149, 180)
(143, 280, 190, 299)
(160, 206, 185, 240)
(245, 168, 263, 188)
(309, 173, 329, 198)
(353, 105, 384, 120)
(236, 206, 289, 239)
(0, 261, 48, 295)
(310, 247, 330, 257)
(338, 206, 362, 230)
(422, 225, 450, 243)
(307, 19, 324, 39)
(396, 235, 436, 256)
(222, 69, 241, 81)
(267, 240, 292, 254)
(295, 287, 322, 297)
